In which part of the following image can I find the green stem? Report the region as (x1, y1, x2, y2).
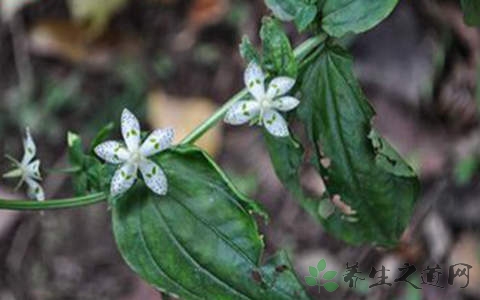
(180, 33, 327, 145)
(46, 166, 82, 174)
(292, 34, 328, 61)
(181, 89, 249, 145)
(0, 192, 107, 211)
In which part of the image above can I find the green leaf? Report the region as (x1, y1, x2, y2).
(263, 135, 302, 196)
(308, 266, 318, 277)
(89, 122, 115, 152)
(67, 132, 85, 167)
(264, 0, 317, 31)
(265, 0, 295, 21)
(67, 132, 114, 195)
(239, 36, 261, 64)
(321, 0, 399, 37)
(317, 259, 326, 272)
(368, 129, 416, 177)
(322, 270, 337, 280)
(263, 133, 325, 220)
(461, 0, 480, 26)
(260, 17, 297, 77)
(304, 276, 318, 286)
(294, 5, 318, 31)
(112, 146, 311, 300)
(297, 43, 419, 246)
(323, 281, 339, 292)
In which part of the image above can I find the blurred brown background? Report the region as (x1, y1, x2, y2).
(1, 0, 480, 299)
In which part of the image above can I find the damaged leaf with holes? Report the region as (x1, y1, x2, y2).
(296, 42, 419, 246)
(263, 132, 328, 219)
(259, 18, 334, 235)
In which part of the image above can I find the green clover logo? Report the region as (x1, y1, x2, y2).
(304, 259, 339, 293)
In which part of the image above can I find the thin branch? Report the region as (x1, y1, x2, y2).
(0, 193, 107, 211)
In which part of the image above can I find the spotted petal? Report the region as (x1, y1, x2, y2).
(95, 141, 130, 164)
(111, 163, 137, 197)
(272, 96, 300, 112)
(26, 159, 41, 180)
(121, 109, 141, 152)
(140, 128, 174, 157)
(139, 159, 167, 196)
(262, 109, 289, 137)
(266, 77, 295, 99)
(21, 127, 36, 165)
(224, 100, 260, 125)
(244, 62, 266, 100)
(25, 178, 45, 201)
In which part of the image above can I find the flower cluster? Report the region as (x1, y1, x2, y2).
(2, 63, 300, 200)
(3, 128, 45, 201)
(95, 109, 174, 197)
(224, 62, 300, 137)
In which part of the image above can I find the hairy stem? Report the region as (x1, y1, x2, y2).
(180, 33, 327, 145)
(0, 192, 107, 211)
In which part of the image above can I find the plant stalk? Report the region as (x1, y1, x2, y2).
(0, 192, 107, 211)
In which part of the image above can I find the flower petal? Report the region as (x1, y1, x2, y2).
(262, 109, 289, 137)
(266, 77, 295, 99)
(110, 163, 138, 197)
(94, 141, 130, 164)
(121, 108, 141, 152)
(26, 159, 42, 180)
(21, 127, 36, 165)
(224, 100, 260, 125)
(25, 178, 45, 201)
(140, 128, 174, 157)
(244, 62, 266, 100)
(271, 96, 300, 111)
(139, 159, 168, 196)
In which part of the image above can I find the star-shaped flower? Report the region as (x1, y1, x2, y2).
(3, 128, 45, 201)
(224, 62, 300, 137)
(94, 109, 174, 197)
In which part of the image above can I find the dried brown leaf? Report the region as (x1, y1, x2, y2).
(147, 90, 223, 156)
(28, 19, 141, 69)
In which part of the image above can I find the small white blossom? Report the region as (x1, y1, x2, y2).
(224, 62, 300, 137)
(3, 128, 45, 201)
(95, 109, 174, 197)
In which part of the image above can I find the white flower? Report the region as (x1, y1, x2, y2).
(95, 109, 174, 197)
(224, 62, 300, 137)
(3, 128, 45, 201)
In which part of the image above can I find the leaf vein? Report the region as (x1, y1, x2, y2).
(150, 201, 255, 300)
(136, 209, 204, 300)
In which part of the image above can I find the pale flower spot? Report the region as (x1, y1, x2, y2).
(94, 109, 174, 197)
(224, 62, 300, 137)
